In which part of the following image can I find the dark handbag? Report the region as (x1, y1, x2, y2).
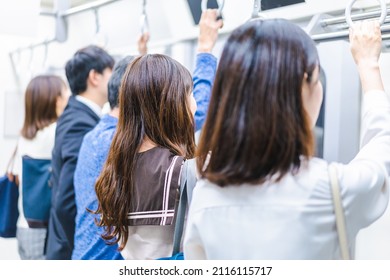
(0, 147, 19, 238)
(22, 155, 52, 228)
(158, 159, 196, 260)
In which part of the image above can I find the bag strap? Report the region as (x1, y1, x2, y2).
(6, 145, 18, 173)
(172, 158, 196, 255)
(328, 163, 350, 260)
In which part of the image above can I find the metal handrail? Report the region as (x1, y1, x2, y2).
(312, 23, 390, 43)
(322, 8, 390, 27)
(60, 0, 120, 17)
(12, 0, 390, 56)
(12, 38, 56, 54)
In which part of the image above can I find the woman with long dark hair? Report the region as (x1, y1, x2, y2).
(94, 54, 197, 259)
(183, 19, 389, 259)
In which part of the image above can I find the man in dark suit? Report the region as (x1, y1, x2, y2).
(46, 45, 115, 259)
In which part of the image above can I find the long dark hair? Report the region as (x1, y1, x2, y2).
(197, 19, 319, 186)
(95, 54, 195, 249)
(21, 75, 65, 139)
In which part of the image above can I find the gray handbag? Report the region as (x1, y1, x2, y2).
(158, 159, 197, 260)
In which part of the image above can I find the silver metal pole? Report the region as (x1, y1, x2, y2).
(40, 8, 57, 17)
(60, 0, 121, 17)
(9, 53, 21, 91)
(13, 38, 57, 53)
(312, 24, 390, 42)
(322, 8, 390, 27)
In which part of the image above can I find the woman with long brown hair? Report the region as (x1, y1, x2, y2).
(94, 54, 197, 259)
(183, 19, 389, 259)
(94, 9, 222, 260)
(12, 75, 68, 259)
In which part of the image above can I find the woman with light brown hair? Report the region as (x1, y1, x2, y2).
(94, 54, 197, 259)
(12, 75, 68, 259)
(183, 19, 390, 259)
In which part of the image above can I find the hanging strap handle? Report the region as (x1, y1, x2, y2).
(172, 159, 196, 255)
(328, 163, 351, 260)
(201, 0, 225, 16)
(251, 0, 261, 19)
(140, 0, 149, 35)
(345, 0, 387, 27)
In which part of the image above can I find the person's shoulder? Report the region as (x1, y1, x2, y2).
(39, 122, 57, 135)
(80, 120, 116, 153)
(57, 110, 99, 137)
(189, 179, 230, 210)
(139, 147, 184, 162)
(59, 97, 99, 121)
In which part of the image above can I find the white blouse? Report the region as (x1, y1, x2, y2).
(183, 90, 390, 260)
(12, 123, 56, 228)
(121, 225, 174, 260)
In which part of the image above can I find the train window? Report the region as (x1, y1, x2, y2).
(187, 0, 219, 24)
(261, 0, 305, 11)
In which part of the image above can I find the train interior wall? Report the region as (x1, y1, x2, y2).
(1, 0, 390, 259)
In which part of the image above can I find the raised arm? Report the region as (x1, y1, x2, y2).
(193, 10, 223, 131)
(339, 20, 390, 233)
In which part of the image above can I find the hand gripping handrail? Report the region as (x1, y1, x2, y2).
(201, 0, 225, 16)
(345, 0, 387, 27)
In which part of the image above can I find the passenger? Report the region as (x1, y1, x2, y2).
(94, 10, 223, 260)
(46, 45, 115, 260)
(72, 55, 134, 260)
(183, 19, 389, 259)
(72, 33, 148, 260)
(12, 75, 68, 259)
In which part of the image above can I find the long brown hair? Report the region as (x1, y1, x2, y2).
(21, 75, 65, 139)
(197, 19, 319, 186)
(95, 54, 195, 249)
